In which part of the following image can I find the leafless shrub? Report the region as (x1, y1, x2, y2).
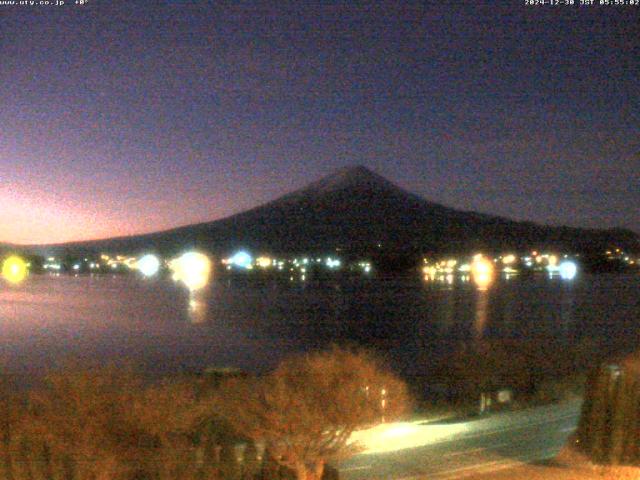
(214, 346, 411, 480)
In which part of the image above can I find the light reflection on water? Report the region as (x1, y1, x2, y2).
(188, 288, 211, 325)
(474, 291, 489, 339)
(0, 273, 638, 383)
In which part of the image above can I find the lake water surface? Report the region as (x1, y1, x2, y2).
(1, 273, 639, 384)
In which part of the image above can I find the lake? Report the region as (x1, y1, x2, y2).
(1, 272, 639, 387)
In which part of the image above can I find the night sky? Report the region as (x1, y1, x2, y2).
(1, 1, 638, 245)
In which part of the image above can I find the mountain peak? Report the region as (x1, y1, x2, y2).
(336, 164, 376, 178)
(299, 165, 395, 195)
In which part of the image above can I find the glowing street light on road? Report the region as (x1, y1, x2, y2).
(2, 256, 28, 285)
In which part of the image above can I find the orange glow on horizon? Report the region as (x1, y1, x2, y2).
(0, 184, 236, 245)
(0, 189, 120, 245)
(0, 189, 171, 245)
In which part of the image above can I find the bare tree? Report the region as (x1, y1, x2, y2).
(215, 346, 410, 480)
(14, 365, 213, 480)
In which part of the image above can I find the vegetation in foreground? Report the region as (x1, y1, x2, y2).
(577, 351, 640, 466)
(0, 347, 409, 480)
(416, 337, 604, 416)
(1, 342, 636, 480)
(465, 351, 640, 480)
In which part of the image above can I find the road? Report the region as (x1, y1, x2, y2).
(340, 399, 582, 480)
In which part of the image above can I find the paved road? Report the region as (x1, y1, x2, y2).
(340, 400, 582, 480)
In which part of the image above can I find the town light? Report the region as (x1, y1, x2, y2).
(137, 254, 161, 277)
(559, 261, 577, 280)
(229, 251, 253, 269)
(169, 251, 212, 291)
(502, 254, 516, 265)
(256, 256, 272, 268)
(423, 266, 437, 281)
(471, 255, 495, 290)
(2, 256, 28, 285)
(326, 257, 341, 268)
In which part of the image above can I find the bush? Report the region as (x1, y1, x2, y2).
(0, 366, 217, 480)
(0, 347, 400, 480)
(215, 346, 410, 480)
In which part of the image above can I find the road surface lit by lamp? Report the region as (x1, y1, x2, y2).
(1, 256, 28, 285)
(136, 254, 161, 277)
(169, 251, 212, 291)
(349, 420, 470, 455)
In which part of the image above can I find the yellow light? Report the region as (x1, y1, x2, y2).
(2, 256, 28, 285)
(446, 259, 457, 268)
(502, 254, 516, 265)
(256, 256, 272, 268)
(471, 255, 494, 290)
(169, 251, 212, 291)
(548, 254, 558, 266)
(422, 266, 437, 280)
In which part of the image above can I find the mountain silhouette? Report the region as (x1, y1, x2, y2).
(29, 166, 640, 257)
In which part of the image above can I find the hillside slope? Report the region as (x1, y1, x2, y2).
(28, 166, 640, 256)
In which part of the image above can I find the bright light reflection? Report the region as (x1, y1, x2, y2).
(136, 254, 161, 277)
(2, 256, 28, 284)
(169, 251, 212, 291)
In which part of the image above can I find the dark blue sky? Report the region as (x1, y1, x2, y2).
(1, 1, 638, 244)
